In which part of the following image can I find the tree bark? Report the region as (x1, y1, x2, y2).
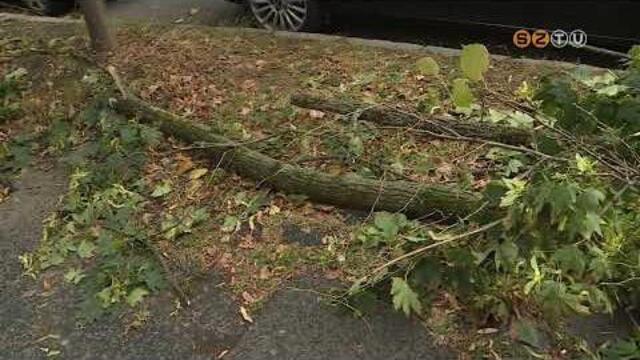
(78, 0, 114, 53)
(112, 96, 485, 219)
(291, 93, 533, 146)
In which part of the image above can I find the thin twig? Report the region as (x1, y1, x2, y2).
(106, 65, 129, 98)
(380, 126, 566, 162)
(355, 219, 504, 287)
(364, 170, 387, 223)
(171, 135, 279, 151)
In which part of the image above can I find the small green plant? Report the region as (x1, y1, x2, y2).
(600, 336, 640, 360)
(349, 45, 640, 350)
(220, 190, 269, 233)
(23, 106, 206, 320)
(0, 68, 27, 124)
(357, 212, 426, 248)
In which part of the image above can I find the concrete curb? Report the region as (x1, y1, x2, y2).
(0, 12, 81, 24)
(0, 12, 603, 70)
(215, 26, 603, 70)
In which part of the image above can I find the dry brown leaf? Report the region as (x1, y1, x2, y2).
(175, 154, 195, 175)
(241, 291, 256, 304)
(239, 306, 253, 323)
(189, 168, 208, 180)
(309, 109, 325, 119)
(258, 266, 271, 280)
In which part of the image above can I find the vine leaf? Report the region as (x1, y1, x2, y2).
(511, 319, 544, 349)
(581, 212, 604, 240)
(415, 56, 440, 76)
(126, 287, 150, 307)
(495, 240, 519, 270)
(151, 180, 172, 198)
(221, 215, 240, 233)
(451, 78, 475, 108)
(499, 178, 527, 208)
(551, 246, 586, 276)
(390, 277, 422, 316)
(575, 154, 597, 174)
(374, 212, 402, 239)
(64, 268, 86, 285)
(77, 240, 96, 259)
(460, 44, 490, 81)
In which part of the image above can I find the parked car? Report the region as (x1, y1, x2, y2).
(22, 0, 75, 15)
(229, 0, 640, 47)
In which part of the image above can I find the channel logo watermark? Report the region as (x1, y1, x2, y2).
(513, 29, 587, 49)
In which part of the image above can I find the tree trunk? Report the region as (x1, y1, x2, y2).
(78, 0, 114, 53)
(291, 93, 534, 146)
(112, 96, 486, 219)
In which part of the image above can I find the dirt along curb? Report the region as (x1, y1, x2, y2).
(0, 12, 605, 71)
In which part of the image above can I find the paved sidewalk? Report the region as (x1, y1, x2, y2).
(0, 166, 451, 359)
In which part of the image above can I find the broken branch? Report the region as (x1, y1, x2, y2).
(112, 96, 487, 219)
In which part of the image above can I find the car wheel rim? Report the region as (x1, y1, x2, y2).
(249, 0, 308, 32)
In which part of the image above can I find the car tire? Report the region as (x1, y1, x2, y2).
(23, 0, 75, 16)
(248, 0, 322, 32)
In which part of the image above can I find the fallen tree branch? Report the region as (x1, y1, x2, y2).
(112, 96, 487, 219)
(291, 93, 534, 146)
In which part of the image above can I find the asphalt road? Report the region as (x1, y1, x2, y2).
(106, 0, 244, 26)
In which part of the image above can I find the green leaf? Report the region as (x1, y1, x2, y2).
(451, 78, 475, 108)
(512, 319, 544, 349)
(581, 212, 604, 240)
(126, 287, 150, 307)
(190, 207, 209, 225)
(390, 277, 422, 316)
(488, 109, 509, 123)
(499, 178, 527, 208)
(221, 215, 240, 233)
(189, 168, 208, 180)
(139, 125, 163, 145)
(600, 338, 640, 360)
(459, 44, 490, 81)
(552, 246, 586, 276)
(630, 45, 640, 69)
(410, 257, 442, 290)
(596, 84, 629, 97)
(506, 111, 535, 129)
(495, 240, 519, 270)
(581, 72, 616, 88)
(373, 212, 405, 240)
(77, 240, 96, 259)
(577, 188, 605, 212)
(348, 135, 364, 157)
(575, 154, 597, 174)
(415, 56, 440, 76)
(64, 268, 86, 284)
(547, 182, 578, 218)
(5, 67, 28, 81)
(151, 180, 172, 198)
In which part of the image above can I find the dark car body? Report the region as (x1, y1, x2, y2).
(234, 0, 640, 47)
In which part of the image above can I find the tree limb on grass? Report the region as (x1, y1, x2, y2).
(291, 93, 534, 146)
(111, 96, 487, 219)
